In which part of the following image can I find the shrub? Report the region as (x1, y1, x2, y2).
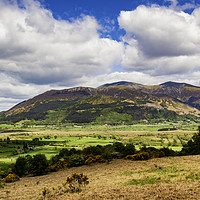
(49, 154, 60, 166)
(12, 156, 30, 177)
(30, 154, 49, 175)
(181, 126, 200, 155)
(113, 142, 125, 153)
(41, 186, 50, 199)
(82, 145, 102, 155)
(40, 173, 89, 198)
(2, 174, 20, 183)
(0, 167, 12, 179)
(101, 144, 114, 162)
(49, 160, 68, 172)
(125, 152, 151, 161)
(159, 147, 176, 157)
(67, 154, 85, 167)
(84, 154, 105, 165)
(59, 148, 70, 157)
(123, 143, 136, 156)
(140, 147, 166, 158)
(63, 173, 89, 193)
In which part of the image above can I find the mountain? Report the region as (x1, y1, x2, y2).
(1, 81, 200, 123)
(98, 81, 135, 88)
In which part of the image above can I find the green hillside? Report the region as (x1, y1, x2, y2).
(0, 81, 200, 124)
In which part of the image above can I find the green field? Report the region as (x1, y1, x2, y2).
(0, 123, 198, 168)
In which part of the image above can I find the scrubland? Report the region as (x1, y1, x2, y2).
(1, 155, 200, 200)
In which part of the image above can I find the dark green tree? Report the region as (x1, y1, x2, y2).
(181, 126, 200, 155)
(123, 143, 136, 156)
(12, 156, 30, 177)
(30, 154, 49, 175)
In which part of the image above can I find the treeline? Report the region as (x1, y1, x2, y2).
(9, 126, 200, 178)
(11, 142, 176, 178)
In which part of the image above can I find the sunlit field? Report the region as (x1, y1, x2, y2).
(0, 123, 198, 167)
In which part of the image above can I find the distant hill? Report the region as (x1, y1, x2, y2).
(98, 81, 135, 88)
(1, 81, 200, 123)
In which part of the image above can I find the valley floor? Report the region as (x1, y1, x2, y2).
(1, 155, 200, 200)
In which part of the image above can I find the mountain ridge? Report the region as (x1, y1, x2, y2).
(1, 81, 200, 123)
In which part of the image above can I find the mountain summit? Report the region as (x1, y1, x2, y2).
(98, 81, 135, 88)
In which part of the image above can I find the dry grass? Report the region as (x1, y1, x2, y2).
(1, 155, 200, 200)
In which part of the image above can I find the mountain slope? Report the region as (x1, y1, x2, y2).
(1, 81, 200, 123)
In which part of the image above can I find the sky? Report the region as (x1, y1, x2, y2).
(0, 0, 200, 111)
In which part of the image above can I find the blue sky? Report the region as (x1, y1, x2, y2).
(0, 0, 200, 111)
(40, 0, 197, 40)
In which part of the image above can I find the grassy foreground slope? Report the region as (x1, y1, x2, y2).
(1, 155, 200, 199)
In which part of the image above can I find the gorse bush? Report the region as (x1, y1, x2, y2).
(140, 146, 176, 158)
(125, 152, 151, 161)
(49, 160, 68, 172)
(84, 154, 105, 165)
(41, 173, 89, 199)
(2, 174, 20, 183)
(63, 173, 89, 193)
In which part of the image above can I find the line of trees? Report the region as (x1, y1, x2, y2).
(4, 126, 200, 179)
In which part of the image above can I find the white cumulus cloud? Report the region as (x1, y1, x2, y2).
(0, 0, 123, 86)
(118, 5, 200, 76)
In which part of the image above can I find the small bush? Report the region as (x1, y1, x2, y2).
(84, 154, 105, 165)
(40, 173, 89, 199)
(41, 186, 50, 199)
(125, 152, 151, 161)
(2, 174, 20, 183)
(63, 173, 89, 193)
(49, 160, 68, 172)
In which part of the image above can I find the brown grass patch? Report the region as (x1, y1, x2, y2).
(1, 155, 200, 199)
